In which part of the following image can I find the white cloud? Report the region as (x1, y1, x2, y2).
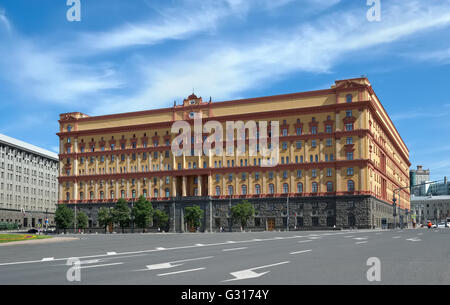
(0, 8, 11, 33)
(91, 0, 450, 115)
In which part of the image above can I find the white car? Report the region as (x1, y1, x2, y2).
(437, 222, 448, 229)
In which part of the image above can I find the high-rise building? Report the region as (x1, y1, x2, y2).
(57, 77, 410, 231)
(0, 133, 59, 228)
(410, 165, 430, 196)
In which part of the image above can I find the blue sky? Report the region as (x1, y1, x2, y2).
(0, 0, 449, 180)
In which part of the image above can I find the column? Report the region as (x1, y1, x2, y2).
(198, 175, 202, 197)
(182, 176, 187, 197)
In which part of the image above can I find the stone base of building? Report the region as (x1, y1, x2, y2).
(64, 195, 409, 232)
(0, 208, 55, 229)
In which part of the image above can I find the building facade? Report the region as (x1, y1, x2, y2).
(0, 133, 59, 228)
(57, 78, 411, 231)
(410, 165, 431, 196)
(411, 195, 450, 225)
(426, 177, 450, 196)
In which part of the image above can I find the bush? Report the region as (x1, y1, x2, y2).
(0, 222, 19, 230)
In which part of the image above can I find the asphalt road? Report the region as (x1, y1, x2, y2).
(0, 228, 449, 285)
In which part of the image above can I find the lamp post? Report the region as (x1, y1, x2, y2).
(286, 194, 289, 232)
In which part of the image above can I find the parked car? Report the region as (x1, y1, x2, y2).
(27, 228, 38, 233)
(437, 222, 448, 228)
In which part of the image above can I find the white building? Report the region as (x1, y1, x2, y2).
(0, 133, 59, 228)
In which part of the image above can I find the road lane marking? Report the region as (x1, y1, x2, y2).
(79, 262, 123, 269)
(223, 261, 290, 282)
(155, 247, 166, 250)
(222, 247, 248, 252)
(298, 240, 313, 243)
(290, 249, 312, 255)
(353, 236, 368, 240)
(106, 252, 117, 255)
(157, 267, 205, 276)
(406, 238, 421, 242)
(344, 236, 354, 238)
(41, 257, 54, 261)
(355, 241, 368, 244)
(195, 244, 205, 246)
(135, 256, 214, 271)
(0, 231, 372, 267)
(393, 236, 402, 239)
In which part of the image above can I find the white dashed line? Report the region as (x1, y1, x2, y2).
(290, 249, 312, 255)
(222, 247, 248, 252)
(157, 267, 205, 276)
(355, 241, 368, 244)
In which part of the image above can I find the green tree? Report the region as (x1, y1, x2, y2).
(76, 211, 89, 232)
(231, 200, 255, 231)
(112, 198, 131, 233)
(55, 204, 74, 234)
(184, 205, 203, 232)
(153, 209, 169, 231)
(131, 196, 154, 232)
(98, 207, 113, 234)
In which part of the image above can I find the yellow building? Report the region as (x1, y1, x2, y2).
(57, 77, 410, 231)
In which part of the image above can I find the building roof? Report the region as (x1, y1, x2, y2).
(411, 195, 450, 201)
(0, 133, 58, 161)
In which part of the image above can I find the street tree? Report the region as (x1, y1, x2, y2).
(112, 198, 131, 233)
(230, 200, 255, 231)
(98, 207, 113, 234)
(153, 209, 169, 232)
(184, 205, 203, 232)
(131, 196, 154, 232)
(55, 204, 74, 234)
(76, 211, 89, 232)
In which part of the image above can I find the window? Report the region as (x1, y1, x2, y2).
(66, 192, 70, 201)
(326, 125, 332, 133)
(297, 170, 302, 178)
(347, 152, 354, 160)
(312, 182, 318, 193)
(326, 182, 333, 192)
(346, 137, 353, 144)
(67, 125, 72, 132)
(327, 169, 332, 177)
(345, 123, 353, 131)
(312, 169, 317, 177)
(268, 184, 275, 194)
(282, 142, 288, 150)
(282, 129, 288, 136)
(283, 183, 289, 194)
(348, 180, 355, 192)
(311, 126, 317, 135)
(296, 128, 302, 135)
(228, 185, 233, 195)
(347, 167, 354, 176)
(255, 184, 261, 194)
(242, 185, 247, 195)
(346, 94, 353, 103)
(296, 141, 302, 149)
(297, 183, 303, 193)
(215, 186, 221, 196)
(283, 171, 288, 179)
(100, 191, 104, 200)
(326, 138, 332, 147)
(311, 140, 317, 148)
(165, 188, 170, 197)
(346, 110, 352, 117)
(154, 189, 158, 197)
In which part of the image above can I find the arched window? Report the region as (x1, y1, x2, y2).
(283, 183, 289, 194)
(154, 189, 158, 198)
(312, 182, 318, 193)
(268, 183, 274, 194)
(215, 186, 221, 196)
(165, 188, 170, 197)
(241, 185, 247, 195)
(348, 180, 355, 192)
(346, 94, 353, 103)
(66, 192, 70, 201)
(79, 192, 84, 200)
(143, 189, 147, 198)
(110, 190, 114, 199)
(132, 190, 136, 198)
(297, 183, 303, 193)
(326, 182, 333, 192)
(121, 190, 125, 198)
(255, 184, 261, 194)
(67, 125, 72, 132)
(228, 185, 233, 196)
